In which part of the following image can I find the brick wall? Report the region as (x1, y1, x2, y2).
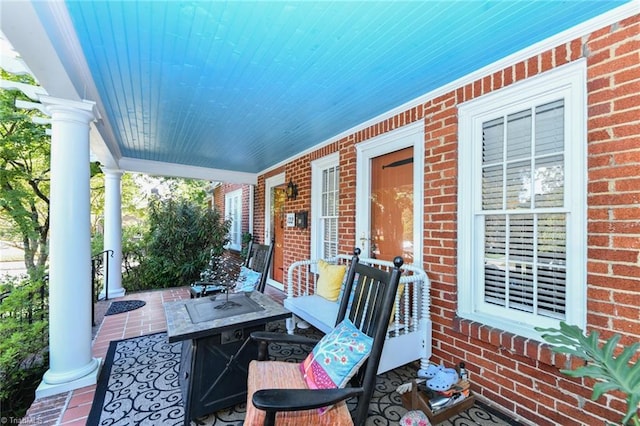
(434, 15, 639, 425)
(212, 185, 224, 213)
(249, 13, 638, 425)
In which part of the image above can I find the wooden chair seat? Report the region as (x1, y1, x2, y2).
(245, 360, 352, 426)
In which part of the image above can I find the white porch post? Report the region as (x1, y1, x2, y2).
(36, 96, 101, 398)
(100, 168, 125, 299)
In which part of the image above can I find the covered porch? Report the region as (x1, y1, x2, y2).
(23, 287, 190, 425)
(1, 1, 639, 424)
(21, 287, 515, 425)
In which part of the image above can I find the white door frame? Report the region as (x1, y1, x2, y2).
(355, 121, 424, 266)
(264, 173, 285, 290)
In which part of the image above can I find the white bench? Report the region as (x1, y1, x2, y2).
(284, 254, 432, 374)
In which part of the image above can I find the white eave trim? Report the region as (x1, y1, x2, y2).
(118, 157, 258, 185)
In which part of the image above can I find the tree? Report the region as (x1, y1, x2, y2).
(0, 70, 50, 276)
(90, 170, 150, 237)
(89, 173, 211, 236)
(132, 197, 231, 289)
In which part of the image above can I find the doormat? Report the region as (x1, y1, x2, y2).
(104, 300, 146, 316)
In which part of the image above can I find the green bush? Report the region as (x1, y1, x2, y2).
(126, 198, 231, 290)
(0, 273, 49, 419)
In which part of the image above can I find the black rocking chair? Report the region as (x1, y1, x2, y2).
(244, 248, 404, 426)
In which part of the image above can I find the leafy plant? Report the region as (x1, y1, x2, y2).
(240, 232, 253, 258)
(129, 197, 231, 289)
(0, 273, 49, 419)
(536, 322, 640, 425)
(0, 70, 51, 275)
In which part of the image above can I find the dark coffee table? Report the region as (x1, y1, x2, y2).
(164, 291, 291, 425)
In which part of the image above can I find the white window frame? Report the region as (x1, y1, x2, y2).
(457, 59, 587, 340)
(225, 188, 243, 251)
(311, 153, 340, 265)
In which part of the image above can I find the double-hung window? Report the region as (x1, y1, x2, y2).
(225, 189, 242, 251)
(311, 153, 340, 261)
(457, 60, 587, 340)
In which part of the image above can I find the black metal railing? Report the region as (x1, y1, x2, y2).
(91, 250, 113, 326)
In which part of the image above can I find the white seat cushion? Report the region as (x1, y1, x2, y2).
(284, 295, 337, 334)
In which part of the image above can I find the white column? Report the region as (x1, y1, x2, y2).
(36, 96, 101, 398)
(100, 168, 125, 299)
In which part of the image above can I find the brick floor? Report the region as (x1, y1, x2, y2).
(20, 285, 285, 425)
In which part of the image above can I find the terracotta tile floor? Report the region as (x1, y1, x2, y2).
(20, 286, 285, 425)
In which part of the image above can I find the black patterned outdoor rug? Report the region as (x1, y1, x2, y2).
(88, 322, 520, 426)
(105, 300, 146, 316)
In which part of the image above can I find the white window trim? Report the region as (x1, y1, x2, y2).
(311, 153, 340, 264)
(225, 188, 243, 251)
(457, 59, 587, 341)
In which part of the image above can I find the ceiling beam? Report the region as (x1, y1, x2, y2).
(118, 157, 258, 185)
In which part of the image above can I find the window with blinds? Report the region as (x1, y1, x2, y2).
(481, 100, 567, 320)
(457, 60, 587, 338)
(320, 165, 339, 259)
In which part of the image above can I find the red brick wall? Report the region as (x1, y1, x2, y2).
(251, 14, 638, 425)
(212, 184, 224, 213)
(434, 15, 639, 425)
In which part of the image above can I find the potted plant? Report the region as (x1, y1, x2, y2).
(536, 322, 639, 425)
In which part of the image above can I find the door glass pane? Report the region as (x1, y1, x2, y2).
(370, 147, 413, 262)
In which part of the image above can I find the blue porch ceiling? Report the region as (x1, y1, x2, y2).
(44, 1, 630, 174)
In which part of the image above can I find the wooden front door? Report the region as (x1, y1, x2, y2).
(369, 147, 414, 263)
(271, 187, 287, 283)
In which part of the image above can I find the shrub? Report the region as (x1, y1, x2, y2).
(0, 272, 49, 419)
(127, 198, 231, 290)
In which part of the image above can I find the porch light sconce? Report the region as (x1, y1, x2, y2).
(285, 179, 298, 201)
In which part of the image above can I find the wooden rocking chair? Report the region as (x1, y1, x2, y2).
(244, 248, 404, 425)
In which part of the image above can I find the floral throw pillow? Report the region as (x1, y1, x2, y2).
(299, 319, 373, 391)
